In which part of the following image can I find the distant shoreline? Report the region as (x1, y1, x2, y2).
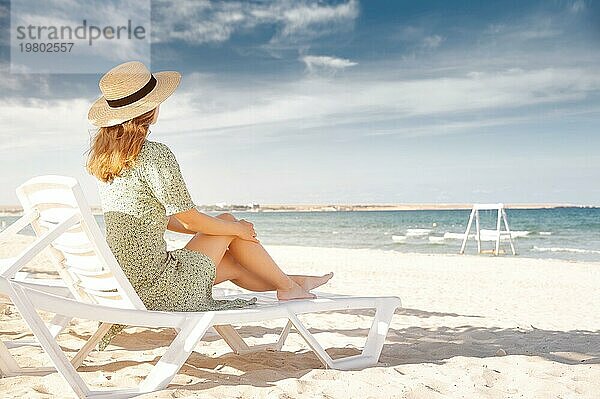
(247, 203, 595, 212)
(0, 203, 597, 216)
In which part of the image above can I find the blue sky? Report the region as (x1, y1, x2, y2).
(0, 0, 599, 206)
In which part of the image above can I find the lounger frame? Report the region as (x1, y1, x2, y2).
(0, 175, 401, 398)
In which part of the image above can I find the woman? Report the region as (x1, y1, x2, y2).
(86, 61, 333, 349)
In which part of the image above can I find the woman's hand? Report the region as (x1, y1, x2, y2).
(235, 219, 259, 243)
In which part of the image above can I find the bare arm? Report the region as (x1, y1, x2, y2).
(166, 215, 197, 234)
(172, 208, 258, 242)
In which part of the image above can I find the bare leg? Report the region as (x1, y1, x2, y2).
(185, 231, 314, 300)
(214, 251, 275, 291)
(227, 236, 317, 300)
(188, 213, 330, 298)
(289, 273, 334, 291)
(215, 251, 333, 292)
(214, 213, 324, 298)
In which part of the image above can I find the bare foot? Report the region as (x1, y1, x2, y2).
(291, 272, 334, 291)
(277, 281, 316, 301)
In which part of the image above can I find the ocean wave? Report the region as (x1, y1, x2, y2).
(479, 229, 530, 238)
(405, 228, 431, 237)
(391, 235, 407, 242)
(532, 246, 600, 254)
(444, 232, 466, 240)
(509, 230, 530, 238)
(443, 230, 530, 240)
(428, 236, 445, 244)
(539, 231, 552, 236)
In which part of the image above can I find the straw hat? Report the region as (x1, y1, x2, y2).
(88, 61, 181, 127)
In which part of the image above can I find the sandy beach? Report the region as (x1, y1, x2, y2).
(1, 233, 599, 398)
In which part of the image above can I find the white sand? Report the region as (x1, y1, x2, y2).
(1, 234, 599, 398)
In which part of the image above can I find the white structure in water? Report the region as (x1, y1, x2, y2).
(459, 203, 516, 255)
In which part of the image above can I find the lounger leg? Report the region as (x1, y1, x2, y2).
(9, 280, 213, 398)
(137, 314, 215, 394)
(9, 284, 91, 398)
(287, 299, 400, 371)
(213, 324, 250, 353)
(287, 312, 334, 368)
(0, 338, 58, 377)
(71, 322, 113, 369)
(0, 305, 72, 376)
(214, 320, 293, 354)
(0, 340, 20, 377)
(48, 314, 72, 337)
(356, 300, 397, 366)
(4, 314, 70, 350)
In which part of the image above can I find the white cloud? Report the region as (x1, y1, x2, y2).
(301, 55, 357, 74)
(9, 0, 150, 73)
(3, 4, 599, 152)
(143, 66, 600, 146)
(2, 3, 599, 205)
(0, 98, 91, 153)
(152, 0, 359, 45)
(423, 35, 444, 49)
(484, 17, 562, 41)
(366, 114, 553, 138)
(0, 63, 50, 93)
(570, 0, 586, 13)
(396, 25, 425, 42)
(277, 0, 359, 38)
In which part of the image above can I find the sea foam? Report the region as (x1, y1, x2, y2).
(443, 230, 530, 240)
(405, 228, 431, 237)
(391, 235, 407, 242)
(428, 236, 445, 244)
(532, 246, 600, 255)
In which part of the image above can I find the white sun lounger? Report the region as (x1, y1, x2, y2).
(0, 175, 402, 398)
(0, 193, 242, 377)
(0, 203, 74, 377)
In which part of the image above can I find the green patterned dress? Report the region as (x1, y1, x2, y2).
(95, 138, 257, 349)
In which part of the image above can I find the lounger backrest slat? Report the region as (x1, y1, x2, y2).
(15, 175, 146, 311)
(62, 252, 104, 271)
(38, 221, 95, 254)
(76, 273, 121, 291)
(52, 242, 96, 255)
(19, 186, 79, 208)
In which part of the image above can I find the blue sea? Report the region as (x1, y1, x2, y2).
(2, 208, 599, 263)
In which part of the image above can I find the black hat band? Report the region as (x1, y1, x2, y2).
(106, 75, 157, 108)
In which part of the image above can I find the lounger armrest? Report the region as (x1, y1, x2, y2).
(4, 278, 190, 329)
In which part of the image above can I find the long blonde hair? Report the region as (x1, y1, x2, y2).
(86, 108, 157, 183)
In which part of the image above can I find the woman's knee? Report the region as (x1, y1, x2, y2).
(185, 232, 234, 264)
(216, 212, 237, 221)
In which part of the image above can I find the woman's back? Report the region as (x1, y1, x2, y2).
(96, 138, 196, 289)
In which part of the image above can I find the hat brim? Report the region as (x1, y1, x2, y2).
(88, 71, 181, 127)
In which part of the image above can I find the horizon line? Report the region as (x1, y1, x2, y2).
(1, 202, 598, 213)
